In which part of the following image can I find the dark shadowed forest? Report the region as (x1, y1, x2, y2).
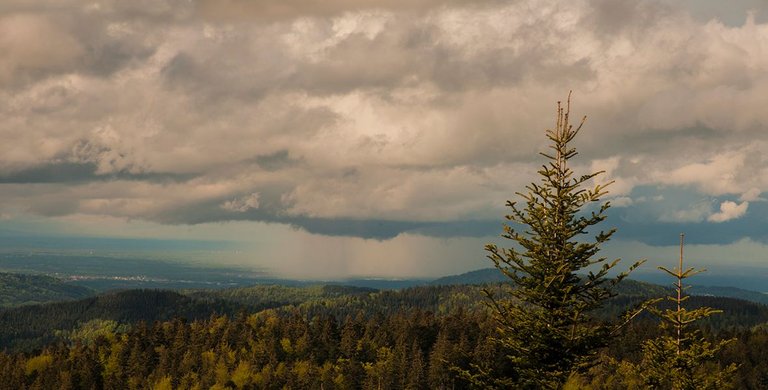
(0, 279, 765, 389)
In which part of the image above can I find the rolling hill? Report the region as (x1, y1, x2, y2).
(0, 272, 94, 307)
(431, 267, 768, 305)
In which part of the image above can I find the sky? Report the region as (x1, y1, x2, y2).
(1, 0, 768, 280)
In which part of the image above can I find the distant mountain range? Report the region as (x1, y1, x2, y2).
(688, 285, 768, 306)
(429, 267, 509, 286)
(429, 267, 768, 306)
(1, 271, 767, 353)
(3, 266, 767, 309)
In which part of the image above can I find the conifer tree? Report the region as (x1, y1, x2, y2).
(481, 93, 643, 388)
(635, 233, 737, 389)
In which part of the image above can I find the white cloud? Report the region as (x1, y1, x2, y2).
(660, 201, 713, 223)
(609, 196, 633, 207)
(708, 200, 748, 222)
(221, 193, 261, 212)
(740, 188, 764, 202)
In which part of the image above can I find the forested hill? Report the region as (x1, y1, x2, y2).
(2, 279, 768, 354)
(689, 285, 768, 306)
(0, 289, 241, 351)
(429, 268, 508, 285)
(432, 267, 768, 305)
(0, 272, 93, 307)
(1, 281, 767, 388)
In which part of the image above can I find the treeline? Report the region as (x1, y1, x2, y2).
(0, 284, 479, 353)
(199, 284, 488, 319)
(4, 282, 768, 354)
(1, 306, 767, 389)
(2, 283, 768, 350)
(0, 290, 244, 352)
(0, 309, 494, 389)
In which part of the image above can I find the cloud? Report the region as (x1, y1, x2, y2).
(0, 0, 767, 242)
(221, 193, 261, 212)
(656, 0, 768, 26)
(659, 201, 713, 223)
(0, 13, 83, 85)
(250, 150, 303, 171)
(195, 0, 502, 21)
(740, 188, 765, 202)
(610, 196, 633, 207)
(708, 200, 749, 222)
(0, 162, 193, 183)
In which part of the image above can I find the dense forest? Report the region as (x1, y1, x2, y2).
(0, 280, 766, 388)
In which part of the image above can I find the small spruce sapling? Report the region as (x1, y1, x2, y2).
(635, 233, 737, 389)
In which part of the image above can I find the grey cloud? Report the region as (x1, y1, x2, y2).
(291, 31, 423, 94)
(1, 0, 767, 243)
(72, 21, 163, 78)
(290, 13, 595, 96)
(161, 51, 277, 100)
(146, 184, 296, 225)
(27, 198, 80, 217)
(101, 0, 195, 21)
(249, 150, 303, 171)
(75, 178, 496, 239)
(0, 10, 170, 95)
(586, 0, 673, 36)
(195, 0, 505, 21)
(585, 126, 727, 163)
(411, 220, 501, 238)
(161, 7, 596, 100)
(0, 13, 83, 86)
(0, 162, 196, 183)
(153, 195, 496, 239)
(285, 218, 426, 240)
(0, 162, 100, 183)
(284, 217, 507, 240)
(83, 37, 156, 77)
(657, 0, 768, 26)
(611, 215, 768, 246)
(0, 0, 195, 25)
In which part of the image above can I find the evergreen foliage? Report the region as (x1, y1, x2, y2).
(481, 94, 643, 388)
(0, 281, 764, 388)
(633, 234, 737, 389)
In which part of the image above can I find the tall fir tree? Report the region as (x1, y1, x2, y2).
(634, 233, 737, 389)
(480, 93, 643, 388)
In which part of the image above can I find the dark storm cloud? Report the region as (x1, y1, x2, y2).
(611, 205, 768, 246)
(249, 150, 303, 172)
(288, 218, 507, 240)
(286, 218, 427, 239)
(0, 162, 195, 184)
(159, 204, 497, 240)
(147, 194, 426, 239)
(0, 163, 97, 184)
